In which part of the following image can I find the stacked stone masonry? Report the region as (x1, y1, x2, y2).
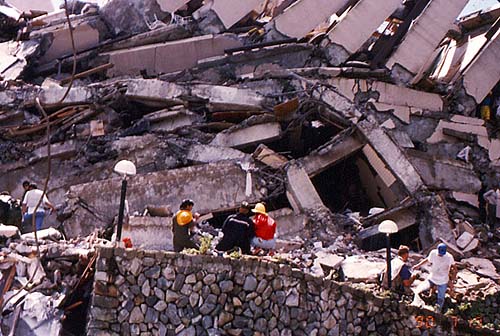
(87, 247, 478, 336)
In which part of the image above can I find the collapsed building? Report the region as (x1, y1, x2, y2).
(1, 0, 500, 335)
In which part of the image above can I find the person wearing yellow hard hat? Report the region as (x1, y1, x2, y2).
(251, 202, 276, 253)
(172, 199, 199, 252)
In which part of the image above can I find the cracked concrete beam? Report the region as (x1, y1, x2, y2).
(64, 162, 266, 237)
(387, 0, 469, 77)
(325, 0, 401, 66)
(299, 134, 364, 178)
(357, 116, 425, 195)
(462, 29, 500, 104)
(264, 0, 346, 41)
(195, 0, 264, 33)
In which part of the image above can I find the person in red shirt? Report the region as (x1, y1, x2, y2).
(251, 203, 276, 251)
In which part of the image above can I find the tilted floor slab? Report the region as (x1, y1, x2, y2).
(387, 0, 469, 76)
(326, 0, 401, 64)
(211, 122, 282, 148)
(265, 0, 346, 40)
(462, 29, 500, 103)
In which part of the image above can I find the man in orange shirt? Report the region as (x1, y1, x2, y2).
(251, 203, 276, 251)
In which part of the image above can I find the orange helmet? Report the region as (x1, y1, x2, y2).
(176, 210, 193, 226)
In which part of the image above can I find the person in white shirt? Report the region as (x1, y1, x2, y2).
(21, 184, 56, 231)
(413, 243, 456, 311)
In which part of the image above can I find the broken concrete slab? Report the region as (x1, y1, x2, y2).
(268, 208, 307, 238)
(103, 34, 243, 77)
(325, 0, 401, 65)
(362, 144, 397, 188)
(419, 194, 457, 249)
(387, 0, 469, 76)
(0, 40, 41, 82)
(191, 84, 265, 111)
(195, 0, 263, 33)
(38, 19, 102, 64)
(264, 0, 345, 40)
(187, 144, 249, 164)
(157, 0, 191, 13)
(357, 117, 424, 195)
(314, 251, 344, 270)
(286, 164, 325, 212)
(456, 231, 474, 250)
(340, 255, 386, 282)
(357, 209, 417, 247)
(462, 29, 500, 104)
(211, 122, 281, 148)
(6, 0, 56, 12)
(252, 144, 288, 169)
(299, 132, 363, 178)
(122, 216, 173, 251)
(30, 141, 76, 163)
(371, 81, 443, 112)
(125, 79, 187, 106)
(64, 162, 266, 237)
(427, 119, 488, 144)
(489, 139, 500, 166)
(407, 150, 482, 193)
(451, 191, 479, 208)
(144, 107, 203, 132)
(463, 257, 500, 280)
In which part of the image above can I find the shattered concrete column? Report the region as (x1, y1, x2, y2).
(386, 0, 469, 81)
(324, 0, 401, 65)
(357, 116, 424, 195)
(418, 194, 457, 249)
(194, 0, 264, 34)
(263, 0, 346, 41)
(461, 29, 500, 104)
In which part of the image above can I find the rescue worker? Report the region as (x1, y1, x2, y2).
(413, 243, 456, 312)
(251, 202, 276, 252)
(216, 201, 254, 254)
(172, 199, 199, 252)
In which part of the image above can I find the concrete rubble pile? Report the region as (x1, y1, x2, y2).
(1, 0, 500, 334)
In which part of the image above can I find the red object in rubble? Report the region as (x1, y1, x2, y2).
(122, 237, 133, 248)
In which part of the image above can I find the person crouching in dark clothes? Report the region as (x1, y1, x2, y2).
(216, 202, 254, 254)
(172, 199, 199, 252)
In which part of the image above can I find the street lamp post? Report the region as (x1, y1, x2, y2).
(113, 160, 136, 243)
(378, 219, 398, 289)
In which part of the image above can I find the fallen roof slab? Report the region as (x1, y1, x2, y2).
(195, 0, 263, 32)
(286, 164, 325, 212)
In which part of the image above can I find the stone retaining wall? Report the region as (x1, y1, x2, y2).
(87, 247, 481, 336)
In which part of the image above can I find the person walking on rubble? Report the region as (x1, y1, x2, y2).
(172, 199, 199, 252)
(216, 201, 254, 254)
(251, 203, 277, 253)
(21, 184, 56, 231)
(412, 243, 456, 312)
